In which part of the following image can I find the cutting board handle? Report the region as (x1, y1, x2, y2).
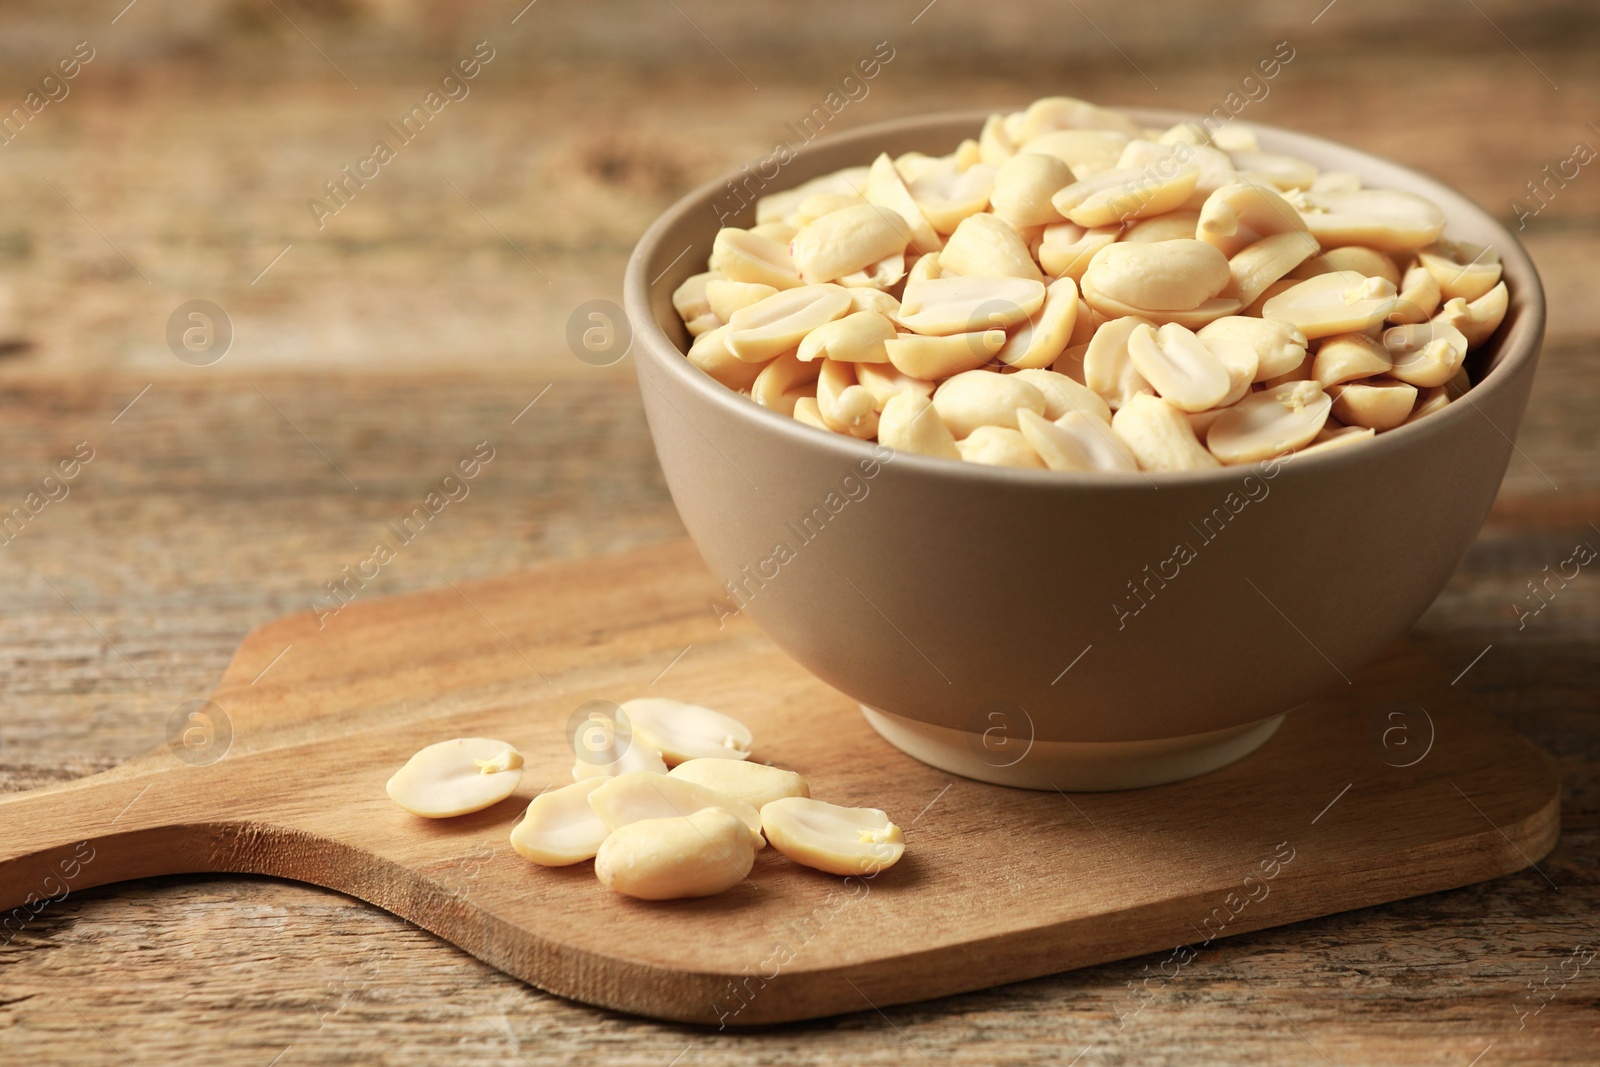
(0, 760, 225, 920)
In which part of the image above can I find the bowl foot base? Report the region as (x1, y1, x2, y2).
(859, 706, 1286, 791)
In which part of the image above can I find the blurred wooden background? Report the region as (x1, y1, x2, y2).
(0, 0, 1596, 1063)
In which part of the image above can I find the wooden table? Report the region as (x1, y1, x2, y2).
(1, 1, 1595, 1062)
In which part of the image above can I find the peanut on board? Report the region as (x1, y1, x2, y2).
(760, 797, 906, 877)
(667, 759, 810, 811)
(386, 738, 525, 818)
(572, 733, 669, 782)
(595, 808, 760, 901)
(510, 778, 610, 866)
(587, 770, 766, 842)
(396, 701, 910, 903)
(665, 96, 1507, 473)
(620, 697, 754, 765)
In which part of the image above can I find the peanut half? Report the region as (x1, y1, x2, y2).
(386, 738, 524, 819)
(931, 369, 1048, 439)
(1112, 393, 1221, 471)
(595, 808, 760, 901)
(620, 698, 754, 764)
(1126, 322, 1232, 413)
(510, 779, 610, 866)
(667, 758, 810, 811)
(587, 770, 765, 842)
(1207, 381, 1332, 465)
(957, 425, 1047, 468)
(760, 797, 906, 877)
(1016, 408, 1139, 473)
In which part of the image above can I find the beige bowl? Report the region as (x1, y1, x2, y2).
(623, 109, 1544, 790)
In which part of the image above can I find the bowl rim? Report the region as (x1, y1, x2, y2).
(624, 106, 1546, 491)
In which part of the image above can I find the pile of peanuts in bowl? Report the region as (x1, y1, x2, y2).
(671, 96, 1510, 473)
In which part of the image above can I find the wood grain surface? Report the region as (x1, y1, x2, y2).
(0, 542, 1562, 1027)
(0, 0, 1596, 1062)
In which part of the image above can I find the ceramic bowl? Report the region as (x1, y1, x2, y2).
(623, 108, 1544, 790)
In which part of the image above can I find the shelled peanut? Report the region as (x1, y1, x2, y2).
(388, 698, 906, 902)
(671, 96, 1509, 472)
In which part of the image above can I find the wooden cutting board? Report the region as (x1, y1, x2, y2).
(0, 540, 1558, 1026)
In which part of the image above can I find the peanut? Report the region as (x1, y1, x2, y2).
(1206, 381, 1332, 464)
(1227, 230, 1321, 308)
(790, 204, 911, 285)
(710, 227, 802, 289)
(1083, 315, 1157, 409)
(1293, 423, 1375, 457)
(990, 151, 1073, 229)
(865, 152, 943, 256)
(1022, 129, 1129, 176)
(510, 779, 609, 866)
(1121, 211, 1203, 244)
(885, 329, 1005, 380)
(792, 395, 829, 431)
(878, 391, 960, 459)
(1294, 189, 1447, 251)
(620, 697, 754, 765)
(727, 285, 853, 362)
(1016, 408, 1138, 473)
(1126, 322, 1233, 413)
(931, 369, 1048, 439)
(750, 351, 821, 415)
(938, 213, 1044, 281)
(1197, 183, 1311, 258)
(1382, 320, 1469, 388)
(667, 759, 809, 811)
(1018, 96, 1141, 140)
(1229, 151, 1319, 191)
(816, 359, 881, 439)
(1434, 281, 1507, 349)
(587, 770, 765, 842)
(386, 738, 524, 819)
(1112, 393, 1221, 471)
(687, 324, 768, 391)
(594, 808, 759, 901)
(1388, 264, 1442, 325)
(797, 310, 896, 364)
(1009, 367, 1111, 423)
(755, 165, 870, 226)
(1289, 245, 1400, 286)
(898, 275, 1047, 336)
(760, 797, 905, 877)
(1081, 239, 1230, 312)
(995, 278, 1079, 368)
(908, 158, 998, 235)
(1261, 271, 1398, 338)
(857, 361, 937, 411)
(957, 425, 1047, 468)
(1328, 378, 1418, 431)
(1312, 332, 1392, 387)
(1051, 164, 1200, 228)
(1038, 222, 1120, 281)
(1196, 316, 1308, 381)
(706, 280, 777, 322)
(1418, 240, 1502, 302)
(672, 270, 721, 324)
